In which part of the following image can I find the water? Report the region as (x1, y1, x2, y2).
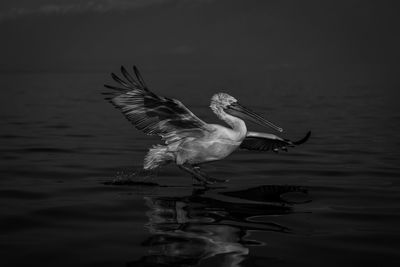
(1, 68, 399, 266)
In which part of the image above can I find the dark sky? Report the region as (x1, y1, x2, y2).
(0, 0, 399, 72)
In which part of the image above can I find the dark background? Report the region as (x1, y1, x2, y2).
(1, 1, 400, 266)
(1, 0, 400, 71)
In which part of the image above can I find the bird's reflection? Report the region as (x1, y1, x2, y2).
(128, 185, 308, 267)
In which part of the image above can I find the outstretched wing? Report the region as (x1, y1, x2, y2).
(104, 66, 211, 143)
(240, 131, 311, 152)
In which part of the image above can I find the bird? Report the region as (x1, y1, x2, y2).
(103, 66, 311, 185)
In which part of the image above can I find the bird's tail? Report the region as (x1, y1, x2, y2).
(144, 145, 174, 170)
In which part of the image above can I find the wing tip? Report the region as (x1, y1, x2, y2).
(133, 65, 147, 88)
(293, 131, 311, 146)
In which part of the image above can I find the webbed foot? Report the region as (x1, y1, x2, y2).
(193, 166, 229, 184)
(179, 164, 228, 186)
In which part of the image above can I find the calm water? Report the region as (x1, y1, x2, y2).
(1, 69, 399, 266)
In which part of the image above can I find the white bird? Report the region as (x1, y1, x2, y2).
(104, 66, 311, 185)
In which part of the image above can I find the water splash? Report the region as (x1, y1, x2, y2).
(104, 168, 159, 186)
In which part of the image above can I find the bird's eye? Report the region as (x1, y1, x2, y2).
(227, 102, 239, 109)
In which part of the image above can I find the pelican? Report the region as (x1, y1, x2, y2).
(104, 66, 311, 184)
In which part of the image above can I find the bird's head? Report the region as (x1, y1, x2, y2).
(210, 92, 283, 132)
(210, 93, 237, 109)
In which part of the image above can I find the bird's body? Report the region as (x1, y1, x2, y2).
(104, 66, 310, 184)
(167, 123, 245, 166)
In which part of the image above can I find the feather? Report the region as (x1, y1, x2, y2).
(104, 84, 127, 91)
(111, 73, 131, 89)
(133, 65, 148, 90)
(293, 131, 311, 145)
(120, 65, 139, 87)
(240, 131, 311, 152)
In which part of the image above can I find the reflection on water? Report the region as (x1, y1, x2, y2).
(128, 185, 309, 267)
(2, 71, 399, 266)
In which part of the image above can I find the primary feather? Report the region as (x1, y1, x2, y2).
(240, 131, 311, 152)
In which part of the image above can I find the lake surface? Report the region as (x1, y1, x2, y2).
(1, 68, 399, 266)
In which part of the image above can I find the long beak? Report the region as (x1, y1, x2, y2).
(226, 102, 283, 132)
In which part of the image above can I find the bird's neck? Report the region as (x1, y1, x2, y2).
(215, 109, 247, 140)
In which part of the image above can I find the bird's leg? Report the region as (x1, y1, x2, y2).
(193, 166, 228, 183)
(178, 164, 214, 185)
